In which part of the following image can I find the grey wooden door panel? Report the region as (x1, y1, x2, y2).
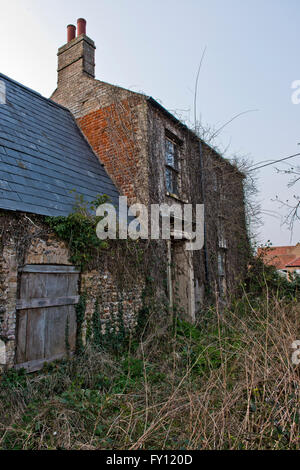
(16, 265, 80, 371)
(45, 306, 68, 358)
(25, 308, 46, 362)
(16, 310, 27, 364)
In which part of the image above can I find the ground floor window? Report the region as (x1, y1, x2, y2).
(218, 251, 227, 297)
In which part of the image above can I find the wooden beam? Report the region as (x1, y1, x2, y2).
(16, 296, 80, 310)
(15, 353, 74, 373)
(19, 265, 81, 274)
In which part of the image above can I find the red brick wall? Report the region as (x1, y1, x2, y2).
(77, 95, 148, 203)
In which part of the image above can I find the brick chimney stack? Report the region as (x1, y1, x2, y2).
(56, 19, 95, 85)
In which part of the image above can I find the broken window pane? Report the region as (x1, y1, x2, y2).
(166, 167, 172, 193)
(166, 167, 178, 195)
(165, 138, 178, 169)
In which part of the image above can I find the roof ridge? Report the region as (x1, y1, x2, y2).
(0, 72, 70, 113)
(95, 78, 148, 100)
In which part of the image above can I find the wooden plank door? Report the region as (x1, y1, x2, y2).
(15, 265, 80, 372)
(171, 242, 196, 323)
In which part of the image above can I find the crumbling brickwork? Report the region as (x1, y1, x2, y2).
(52, 76, 149, 205)
(77, 95, 148, 203)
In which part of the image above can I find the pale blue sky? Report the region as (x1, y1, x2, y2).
(1, 0, 300, 245)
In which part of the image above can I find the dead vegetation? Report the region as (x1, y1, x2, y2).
(0, 262, 299, 450)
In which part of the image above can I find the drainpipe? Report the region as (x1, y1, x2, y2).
(199, 140, 209, 285)
(167, 240, 173, 310)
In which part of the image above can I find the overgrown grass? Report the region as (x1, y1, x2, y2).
(0, 284, 300, 450)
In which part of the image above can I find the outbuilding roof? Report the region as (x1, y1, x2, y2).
(286, 257, 300, 268)
(0, 73, 119, 217)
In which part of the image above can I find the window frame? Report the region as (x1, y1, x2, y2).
(165, 134, 180, 196)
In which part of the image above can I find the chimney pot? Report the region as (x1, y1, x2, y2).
(77, 18, 87, 36)
(67, 24, 76, 43)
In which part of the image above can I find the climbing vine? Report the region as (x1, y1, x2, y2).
(75, 292, 87, 353)
(45, 193, 110, 270)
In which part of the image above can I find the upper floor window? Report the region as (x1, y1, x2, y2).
(165, 137, 179, 195)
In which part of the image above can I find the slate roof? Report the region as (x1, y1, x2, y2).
(0, 73, 119, 217)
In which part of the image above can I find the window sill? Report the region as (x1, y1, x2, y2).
(166, 192, 189, 204)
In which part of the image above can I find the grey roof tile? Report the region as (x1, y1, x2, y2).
(0, 73, 120, 216)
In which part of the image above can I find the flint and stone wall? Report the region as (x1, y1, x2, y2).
(0, 212, 144, 370)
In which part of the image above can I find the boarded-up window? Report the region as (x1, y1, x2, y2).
(16, 265, 80, 372)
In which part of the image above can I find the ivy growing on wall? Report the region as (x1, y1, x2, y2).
(75, 292, 87, 353)
(91, 300, 127, 354)
(45, 193, 110, 270)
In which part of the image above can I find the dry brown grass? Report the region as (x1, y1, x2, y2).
(0, 290, 299, 450)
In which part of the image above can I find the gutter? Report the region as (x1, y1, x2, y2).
(147, 96, 245, 179)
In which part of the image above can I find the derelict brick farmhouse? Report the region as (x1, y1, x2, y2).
(0, 19, 249, 371)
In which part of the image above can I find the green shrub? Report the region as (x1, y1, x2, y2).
(45, 193, 110, 269)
